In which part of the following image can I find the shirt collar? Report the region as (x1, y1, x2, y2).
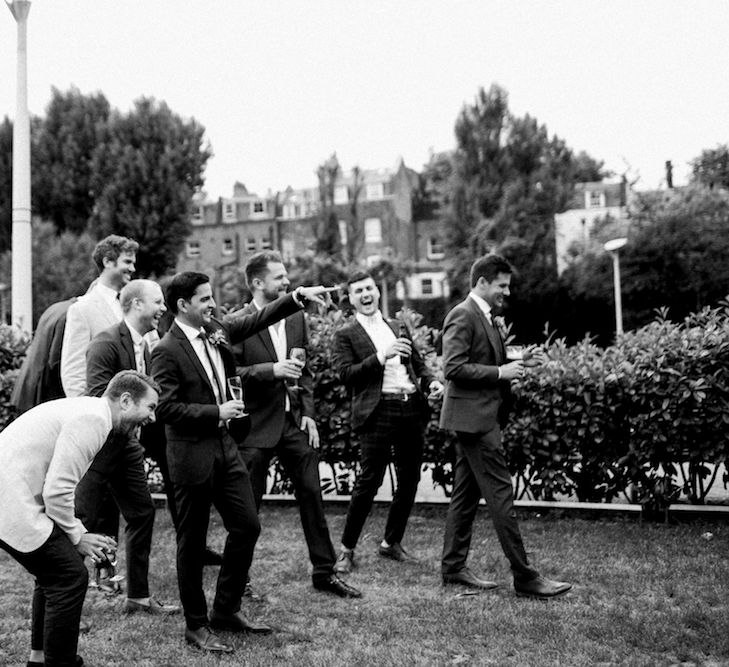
(468, 291, 493, 322)
(175, 318, 205, 343)
(95, 282, 119, 301)
(123, 319, 145, 346)
(355, 310, 384, 329)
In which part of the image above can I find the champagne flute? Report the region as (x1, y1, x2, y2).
(288, 347, 306, 391)
(227, 376, 248, 417)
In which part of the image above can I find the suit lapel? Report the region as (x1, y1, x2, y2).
(467, 297, 505, 364)
(352, 320, 378, 357)
(170, 323, 216, 397)
(118, 322, 137, 370)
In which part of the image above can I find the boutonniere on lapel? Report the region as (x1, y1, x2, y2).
(206, 329, 227, 347)
(493, 316, 514, 345)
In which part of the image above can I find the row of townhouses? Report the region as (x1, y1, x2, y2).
(177, 159, 631, 308)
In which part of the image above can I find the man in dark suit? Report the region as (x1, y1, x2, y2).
(11, 298, 76, 414)
(78, 279, 179, 615)
(234, 251, 361, 599)
(332, 271, 443, 573)
(440, 253, 571, 599)
(151, 271, 331, 654)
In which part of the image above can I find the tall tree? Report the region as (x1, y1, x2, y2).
(691, 145, 729, 189)
(31, 86, 111, 234)
(315, 153, 343, 257)
(89, 97, 211, 276)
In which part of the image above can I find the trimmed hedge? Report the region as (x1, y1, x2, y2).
(0, 325, 31, 429)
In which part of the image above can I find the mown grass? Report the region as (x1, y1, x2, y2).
(2, 505, 728, 666)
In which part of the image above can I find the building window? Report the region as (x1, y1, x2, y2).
(222, 238, 235, 256)
(245, 237, 257, 252)
(365, 254, 381, 268)
(253, 201, 265, 214)
(334, 185, 349, 204)
(338, 220, 348, 246)
(365, 182, 384, 200)
(261, 237, 273, 250)
(191, 206, 203, 223)
(421, 277, 434, 296)
(364, 217, 382, 244)
(186, 241, 201, 258)
(587, 190, 604, 208)
(426, 236, 445, 259)
(223, 201, 235, 222)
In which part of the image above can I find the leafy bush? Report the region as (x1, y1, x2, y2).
(0, 324, 31, 431)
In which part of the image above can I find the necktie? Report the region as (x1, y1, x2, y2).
(136, 340, 147, 374)
(198, 332, 225, 403)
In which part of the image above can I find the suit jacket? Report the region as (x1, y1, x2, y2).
(61, 286, 121, 397)
(232, 304, 313, 449)
(439, 296, 513, 434)
(0, 396, 113, 552)
(332, 315, 434, 431)
(11, 298, 76, 414)
(151, 293, 301, 485)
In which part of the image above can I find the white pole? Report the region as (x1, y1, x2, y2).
(7, 0, 33, 332)
(612, 251, 623, 336)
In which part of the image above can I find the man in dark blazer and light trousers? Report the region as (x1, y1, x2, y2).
(332, 271, 443, 573)
(440, 253, 571, 599)
(233, 251, 361, 599)
(151, 271, 332, 654)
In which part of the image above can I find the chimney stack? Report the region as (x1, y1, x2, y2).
(665, 160, 674, 189)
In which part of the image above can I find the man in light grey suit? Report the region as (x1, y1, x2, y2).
(0, 371, 159, 667)
(440, 254, 571, 600)
(61, 234, 138, 398)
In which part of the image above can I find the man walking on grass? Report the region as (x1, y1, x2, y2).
(440, 253, 571, 599)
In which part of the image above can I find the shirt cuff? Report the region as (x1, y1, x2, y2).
(497, 366, 502, 380)
(377, 351, 386, 366)
(291, 288, 305, 308)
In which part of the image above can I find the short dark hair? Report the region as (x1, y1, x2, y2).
(245, 250, 284, 288)
(470, 254, 513, 287)
(92, 235, 139, 272)
(346, 270, 374, 290)
(165, 272, 210, 314)
(104, 370, 159, 402)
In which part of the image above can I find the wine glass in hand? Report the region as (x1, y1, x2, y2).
(288, 347, 306, 391)
(227, 376, 248, 417)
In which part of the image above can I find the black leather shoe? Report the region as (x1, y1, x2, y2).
(27, 657, 83, 667)
(514, 575, 572, 599)
(203, 547, 224, 566)
(333, 550, 355, 574)
(378, 542, 419, 562)
(124, 596, 181, 615)
(184, 626, 234, 653)
(209, 609, 273, 634)
(313, 574, 363, 598)
(442, 567, 498, 590)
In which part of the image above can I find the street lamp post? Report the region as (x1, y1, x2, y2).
(604, 237, 628, 336)
(5, 0, 33, 331)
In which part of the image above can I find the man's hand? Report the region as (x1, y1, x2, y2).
(428, 380, 444, 399)
(273, 359, 304, 380)
(522, 345, 546, 368)
(77, 533, 117, 562)
(219, 399, 246, 421)
(499, 360, 524, 381)
(300, 416, 320, 449)
(384, 337, 412, 360)
(295, 285, 339, 307)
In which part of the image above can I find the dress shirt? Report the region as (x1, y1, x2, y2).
(0, 397, 113, 552)
(124, 318, 147, 374)
(96, 282, 124, 321)
(253, 298, 291, 411)
(355, 311, 416, 395)
(174, 318, 226, 405)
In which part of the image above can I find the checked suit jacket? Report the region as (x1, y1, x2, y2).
(439, 295, 513, 434)
(232, 304, 314, 449)
(332, 314, 434, 431)
(151, 294, 301, 486)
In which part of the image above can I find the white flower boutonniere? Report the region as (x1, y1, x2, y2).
(493, 315, 513, 345)
(207, 330, 227, 347)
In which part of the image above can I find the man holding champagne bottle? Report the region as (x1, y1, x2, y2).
(232, 251, 362, 599)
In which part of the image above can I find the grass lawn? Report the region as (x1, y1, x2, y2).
(1, 504, 728, 666)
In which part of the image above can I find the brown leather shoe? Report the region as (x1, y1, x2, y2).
(514, 575, 572, 599)
(209, 609, 273, 634)
(124, 597, 181, 615)
(333, 550, 355, 574)
(442, 567, 498, 590)
(184, 626, 233, 653)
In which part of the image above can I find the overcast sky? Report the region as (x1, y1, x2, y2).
(2, 1, 728, 199)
